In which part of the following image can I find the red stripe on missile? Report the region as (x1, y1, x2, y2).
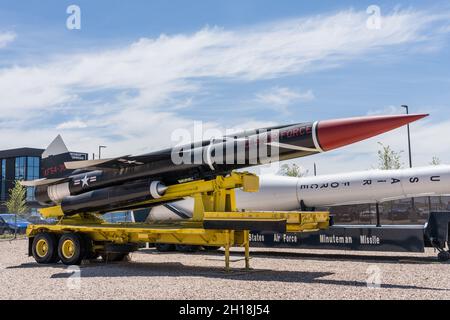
(317, 114, 428, 151)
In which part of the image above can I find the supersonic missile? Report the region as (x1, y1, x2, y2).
(23, 113, 428, 216)
(146, 165, 450, 221)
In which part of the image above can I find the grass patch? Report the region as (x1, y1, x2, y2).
(0, 234, 27, 240)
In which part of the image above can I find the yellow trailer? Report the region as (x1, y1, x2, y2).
(27, 172, 329, 270)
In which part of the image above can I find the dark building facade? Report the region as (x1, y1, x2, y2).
(0, 142, 88, 214)
(0, 148, 44, 213)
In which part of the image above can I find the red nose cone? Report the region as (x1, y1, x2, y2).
(317, 114, 428, 151)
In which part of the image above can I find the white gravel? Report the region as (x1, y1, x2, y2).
(0, 239, 449, 300)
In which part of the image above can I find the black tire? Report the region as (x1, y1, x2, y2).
(437, 251, 450, 262)
(155, 243, 176, 252)
(101, 253, 129, 262)
(32, 233, 60, 264)
(175, 245, 200, 253)
(86, 252, 101, 260)
(80, 234, 99, 260)
(58, 233, 86, 265)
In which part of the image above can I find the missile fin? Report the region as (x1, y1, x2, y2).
(20, 178, 66, 187)
(266, 142, 320, 153)
(64, 156, 133, 170)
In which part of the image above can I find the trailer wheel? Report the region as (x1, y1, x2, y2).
(32, 233, 60, 264)
(437, 251, 450, 262)
(203, 246, 221, 251)
(58, 233, 86, 265)
(175, 245, 199, 252)
(155, 243, 176, 252)
(101, 253, 129, 262)
(80, 234, 98, 260)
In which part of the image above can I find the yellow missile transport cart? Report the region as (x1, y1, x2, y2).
(27, 172, 329, 270)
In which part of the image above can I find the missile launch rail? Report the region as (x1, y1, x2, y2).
(26, 172, 330, 270)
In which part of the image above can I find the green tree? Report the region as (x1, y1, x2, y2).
(277, 163, 308, 177)
(377, 142, 403, 170)
(430, 156, 441, 166)
(6, 180, 28, 216)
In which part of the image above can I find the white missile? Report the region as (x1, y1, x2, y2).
(145, 165, 450, 221)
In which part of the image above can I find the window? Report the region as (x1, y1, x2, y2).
(26, 157, 40, 180)
(15, 156, 26, 180)
(26, 157, 40, 201)
(0, 159, 5, 201)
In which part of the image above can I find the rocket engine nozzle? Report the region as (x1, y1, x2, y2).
(150, 181, 168, 198)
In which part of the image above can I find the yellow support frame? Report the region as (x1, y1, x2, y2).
(27, 223, 252, 270)
(30, 172, 330, 270)
(39, 172, 260, 219)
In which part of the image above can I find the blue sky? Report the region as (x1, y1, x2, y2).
(0, 1, 449, 174)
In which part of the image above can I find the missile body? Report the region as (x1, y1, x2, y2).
(60, 179, 167, 216)
(26, 114, 427, 215)
(146, 165, 450, 221)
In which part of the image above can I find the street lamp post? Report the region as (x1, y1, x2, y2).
(98, 145, 107, 159)
(401, 105, 416, 219)
(401, 105, 413, 168)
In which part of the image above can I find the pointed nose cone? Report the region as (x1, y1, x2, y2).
(317, 114, 428, 151)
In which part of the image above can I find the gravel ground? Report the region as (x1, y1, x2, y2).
(0, 239, 449, 300)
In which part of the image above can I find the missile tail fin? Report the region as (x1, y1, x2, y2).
(40, 135, 89, 179)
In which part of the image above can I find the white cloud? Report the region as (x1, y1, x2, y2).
(256, 87, 315, 108)
(0, 8, 449, 160)
(0, 31, 16, 48)
(367, 105, 402, 116)
(1, 9, 448, 116)
(56, 120, 88, 130)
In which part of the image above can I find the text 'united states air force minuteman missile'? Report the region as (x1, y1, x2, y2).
(22, 113, 428, 216)
(147, 165, 450, 221)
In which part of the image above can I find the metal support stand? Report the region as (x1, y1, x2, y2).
(376, 202, 381, 227)
(244, 230, 250, 270)
(32, 172, 329, 270)
(225, 230, 230, 271)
